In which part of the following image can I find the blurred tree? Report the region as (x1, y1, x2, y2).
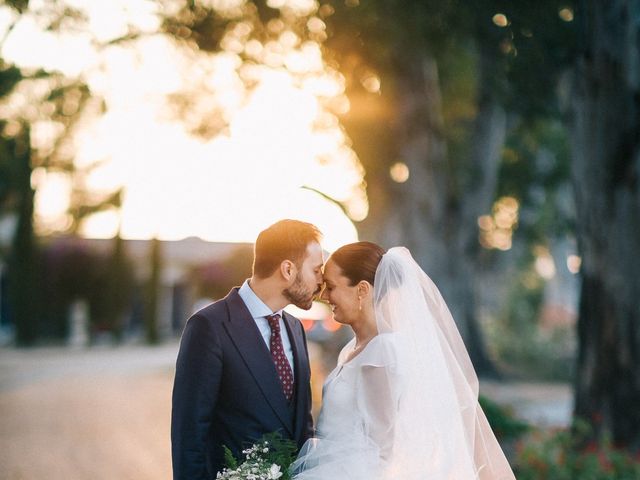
(0, 5, 39, 344)
(156, 0, 578, 374)
(0, 1, 123, 344)
(488, 120, 575, 381)
(321, 0, 576, 374)
(160, 0, 324, 136)
(157, 0, 367, 220)
(333, 4, 502, 374)
(3, 122, 38, 344)
(143, 237, 162, 344)
(36, 236, 135, 342)
(40, 238, 101, 339)
(191, 244, 254, 300)
(90, 233, 135, 340)
(569, 0, 640, 449)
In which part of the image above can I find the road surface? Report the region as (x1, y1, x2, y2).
(0, 343, 571, 480)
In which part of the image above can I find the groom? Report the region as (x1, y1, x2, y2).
(171, 219, 323, 480)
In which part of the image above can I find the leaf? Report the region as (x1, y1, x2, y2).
(223, 445, 238, 469)
(5, 0, 29, 14)
(0, 64, 23, 98)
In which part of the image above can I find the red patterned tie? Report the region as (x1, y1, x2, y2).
(266, 314, 294, 401)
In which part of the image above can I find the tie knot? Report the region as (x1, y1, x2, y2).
(266, 314, 281, 331)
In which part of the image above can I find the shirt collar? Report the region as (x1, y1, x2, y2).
(238, 279, 283, 320)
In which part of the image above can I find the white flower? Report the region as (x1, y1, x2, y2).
(267, 464, 282, 479)
(217, 437, 290, 480)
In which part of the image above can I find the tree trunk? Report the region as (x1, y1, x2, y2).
(571, 0, 640, 448)
(384, 49, 505, 375)
(144, 237, 162, 344)
(7, 127, 38, 346)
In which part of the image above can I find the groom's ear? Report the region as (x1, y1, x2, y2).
(280, 260, 295, 281)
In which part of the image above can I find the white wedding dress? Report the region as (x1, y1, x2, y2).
(292, 334, 400, 479)
(292, 248, 516, 480)
(294, 334, 399, 480)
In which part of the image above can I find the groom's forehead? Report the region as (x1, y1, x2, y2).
(301, 257, 323, 272)
(304, 242, 324, 261)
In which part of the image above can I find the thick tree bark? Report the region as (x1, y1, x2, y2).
(381, 49, 506, 375)
(343, 45, 505, 375)
(571, 0, 640, 448)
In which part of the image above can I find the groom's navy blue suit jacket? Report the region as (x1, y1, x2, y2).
(171, 288, 314, 480)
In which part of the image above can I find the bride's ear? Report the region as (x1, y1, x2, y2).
(357, 281, 372, 298)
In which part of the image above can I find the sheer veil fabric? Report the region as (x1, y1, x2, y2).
(373, 247, 515, 479)
(292, 247, 516, 479)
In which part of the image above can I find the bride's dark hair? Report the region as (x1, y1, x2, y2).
(329, 241, 386, 286)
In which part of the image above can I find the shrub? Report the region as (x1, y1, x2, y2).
(515, 422, 640, 479)
(480, 394, 530, 441)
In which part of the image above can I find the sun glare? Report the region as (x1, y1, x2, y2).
(1, 1, 365, 252)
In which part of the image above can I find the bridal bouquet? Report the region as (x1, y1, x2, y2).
(216, 433, 297, 480)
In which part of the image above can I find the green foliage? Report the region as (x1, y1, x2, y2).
(262, 434, 297, 480)
(487, 120, 575, 381)
(515, 422, 640, 479)
(499, 1, 578, 117)
(479, 394, 530, 441)
(260, 432, 298, 478)
(0, 6, 121, 345)
(144, 238, 162, 344)
(37, 237, 136, 341)
(223, 445, 239, 470)
(324, 0, 577, 111)
(222, 432, 298, 480)
(0, 62, 23, 99)
(4, 125, 38, 345)
(89, 234, 135, 340)
(5, 0, 29, 14)
(487, 266, 575, 381)
(191, 244, 254, 300)
(499, 119, 573, 243)
(40, 239, 100, 339)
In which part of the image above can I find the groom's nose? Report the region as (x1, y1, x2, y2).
(319, 285, 328, 301)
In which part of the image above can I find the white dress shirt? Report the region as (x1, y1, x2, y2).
(237, 279, 295, 375)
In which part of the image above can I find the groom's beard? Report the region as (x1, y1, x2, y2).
(283, 273, 319, 310)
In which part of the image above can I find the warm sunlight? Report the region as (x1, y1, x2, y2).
(1, 1, 365, 252)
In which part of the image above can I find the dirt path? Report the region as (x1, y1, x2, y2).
(0, 344, 572, 480)
(481, 380, 572, 427)
(0, 345, 176, 480)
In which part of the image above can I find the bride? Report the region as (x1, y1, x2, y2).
(291, 242, 516, 479)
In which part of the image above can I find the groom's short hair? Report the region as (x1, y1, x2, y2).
(253, 219, 322, 279)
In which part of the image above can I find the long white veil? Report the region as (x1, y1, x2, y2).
(374, 247, 515, 480)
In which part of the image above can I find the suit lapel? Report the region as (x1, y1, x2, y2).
(223, 289, 293, 436)
(282, 311, 310, 440)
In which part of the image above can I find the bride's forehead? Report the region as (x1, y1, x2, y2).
(323, 260, 346, 280)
